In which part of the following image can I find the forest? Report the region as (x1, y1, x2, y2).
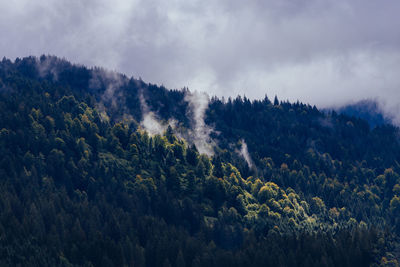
(0, 55, 399, 266)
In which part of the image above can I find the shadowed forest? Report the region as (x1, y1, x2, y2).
(0, 56, 399, 266)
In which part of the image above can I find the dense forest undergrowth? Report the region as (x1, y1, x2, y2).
(0, 56, 400, 266)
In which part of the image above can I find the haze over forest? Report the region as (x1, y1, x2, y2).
(1, 1, 400, 266)
(1, 0, 400, 120)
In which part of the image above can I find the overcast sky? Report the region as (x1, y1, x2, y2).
(1, 0, 400, 117)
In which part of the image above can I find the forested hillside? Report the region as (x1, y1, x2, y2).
(332, 100, 389, 128)
(0, 56, 399, 266)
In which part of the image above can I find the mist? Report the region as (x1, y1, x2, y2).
(139, 92, 171, 136)
(185, 91, 215, 156)
(1, 0, 400, 121)
(90, 68, 127, 108)
(239, 139, 253, 169)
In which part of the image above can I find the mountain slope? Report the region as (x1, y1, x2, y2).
(0, 56, 399, 266)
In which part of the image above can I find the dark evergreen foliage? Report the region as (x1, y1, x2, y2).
(0, 56, 398, 266)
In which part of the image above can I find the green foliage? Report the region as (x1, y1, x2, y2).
(0, 56, 398, 266)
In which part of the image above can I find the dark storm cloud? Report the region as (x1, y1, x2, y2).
(1, 0, 400, 120)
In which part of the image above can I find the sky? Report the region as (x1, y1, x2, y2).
(1, 0, 400, 119)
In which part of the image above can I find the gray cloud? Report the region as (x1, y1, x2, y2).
(1, 0, 400, 119)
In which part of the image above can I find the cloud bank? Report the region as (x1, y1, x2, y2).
(1, 0, 400, 119)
